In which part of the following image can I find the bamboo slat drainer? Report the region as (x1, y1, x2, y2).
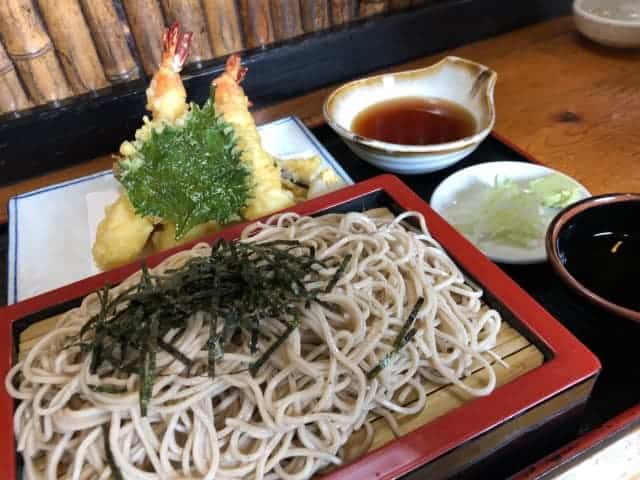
(240, 0, 275, 49)
(359, 0, 389, 17)
(390, 0, 413, 10)
(17, 304, 544, 465)
(15, 203, 544, 471)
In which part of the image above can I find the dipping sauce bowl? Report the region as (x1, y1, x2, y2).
(546, 193, 640, 323)
(323, 56, 497, 175)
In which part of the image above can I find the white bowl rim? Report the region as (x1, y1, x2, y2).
(573, 0, 640, 27)
(429, 160, 592, 264)
(322, 56, 497, 155)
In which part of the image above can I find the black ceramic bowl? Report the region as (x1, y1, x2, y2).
(546, 193, 640, 323)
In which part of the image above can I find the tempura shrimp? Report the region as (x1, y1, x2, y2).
(146, 21, 192, 122)
(213, 55, 294, 220)
(94, 24, 193, 270)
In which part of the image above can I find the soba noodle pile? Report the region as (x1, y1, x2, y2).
(6, 210, 502, 480)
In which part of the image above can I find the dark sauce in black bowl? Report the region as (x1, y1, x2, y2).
(563, 231, 640, 312)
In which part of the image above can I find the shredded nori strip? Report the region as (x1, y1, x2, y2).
(367, 297, 424, 380)
(250, 316, 299, 376)
(88, 384, 127, 394)
(325, 254, 351, 294)
(158, 338, 193, 372)
(69, 239, 345, 416)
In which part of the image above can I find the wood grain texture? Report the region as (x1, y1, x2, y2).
(301, 0, 330, 32)
(80, 0, 140, 83)
(37, 0, 109, 94)
(358, 0, 389, 17)
(2, 17, 639, 223)
(0, 39, 32, 113)
(239, 0, 274, 49)
(330, 0, 357, 24)
(161, 0, 214, 64)
(203, 0, 244, 56)
(0, 0, 72, 104)
(122, 0, 166, 75)
(258, 17, 640, 195)
(270, 0, 304, 40)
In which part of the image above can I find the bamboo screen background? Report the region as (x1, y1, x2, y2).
(0, 0, 438, 117)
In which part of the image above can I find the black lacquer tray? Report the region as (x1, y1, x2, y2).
(1, 130, 638, 478)
(313, 129, 640, 477)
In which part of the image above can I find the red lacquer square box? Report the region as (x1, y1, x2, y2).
(0, 174, 600, 479)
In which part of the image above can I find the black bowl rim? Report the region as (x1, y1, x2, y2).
(545, 192, 640, 323)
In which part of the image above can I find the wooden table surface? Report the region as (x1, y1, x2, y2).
(1, 16, 639, 225)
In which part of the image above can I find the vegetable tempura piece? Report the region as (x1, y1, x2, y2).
(92, 195, 154, 270)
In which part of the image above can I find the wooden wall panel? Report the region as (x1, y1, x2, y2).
(0, 39, 32, 113)
(37, 0, 109, 93)
(301, 1, 330, 32)
(0, 0, 444, 115)
(271, 0, 304, 40)
(161, 0, 214, 63)
(0, 0, 72, 104)
(240, 0, 274, 49)
(122, 0, 166, 75)
(203, 0, 244, 56)
(332, 0, 358, 24)
(80, 0, 140, 83)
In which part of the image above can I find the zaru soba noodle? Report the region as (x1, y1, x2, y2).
(6, 210, 503, 480)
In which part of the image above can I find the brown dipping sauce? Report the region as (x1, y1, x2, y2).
(351, 97, 476, 146)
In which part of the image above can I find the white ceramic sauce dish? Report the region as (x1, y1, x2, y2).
(574, 0, 640, 48)
(323, 56, 497, 175)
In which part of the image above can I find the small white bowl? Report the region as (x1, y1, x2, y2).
(430, 161, 591, 264)
(574, 0, 640, 48)
(323, 56, 497, 175)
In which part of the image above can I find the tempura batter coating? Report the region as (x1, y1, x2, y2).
(92, 195, 154, 270)
(93, 42, 322, 270)
(145, 23, 192, 123)
(213, 55, 294, 220)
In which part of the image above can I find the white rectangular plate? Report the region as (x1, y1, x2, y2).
(8, 116, 352, 304)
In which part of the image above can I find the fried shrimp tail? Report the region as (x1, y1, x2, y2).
(213, 55, 294, 219)
(145, 22, 193, 122)
(95, 23, 193, 270)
